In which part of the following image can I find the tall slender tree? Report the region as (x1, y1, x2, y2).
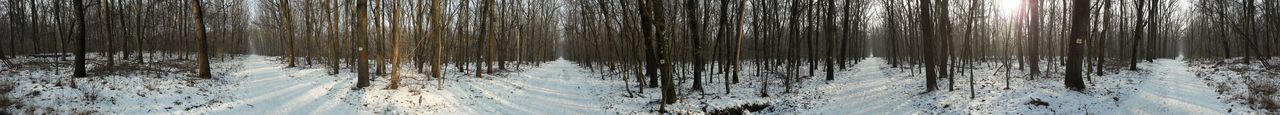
(74, 0, 88, 78)
(685, 0, 704, 91)
(429, 0, 446, 90)
(1129, 0, 1145, 70)
(386, 0, 403, 89)
(101, 0, 115, 69)
(919, 0, 938, 92)
(280, 0, 297, 67)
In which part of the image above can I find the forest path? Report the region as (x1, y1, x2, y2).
(454, 58, 611, 114)
(193, 55, 367, 114)
(1117, 58, 1228, 114)
(802, 57, 920, 114)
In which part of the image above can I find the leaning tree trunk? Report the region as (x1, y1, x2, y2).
(190, 0, 212, 79)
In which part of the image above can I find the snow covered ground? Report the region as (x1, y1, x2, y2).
(1188, 57, 1280, 114)
(1117, 58, 1228, 114)
(0, 55, 1267, 114)
(0, 53, 243, 114)
(185, 55, 616, 114)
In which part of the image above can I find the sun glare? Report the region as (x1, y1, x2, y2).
(996, 0, 1021, 17)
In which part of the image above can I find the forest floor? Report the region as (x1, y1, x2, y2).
(0, 54, 1272, 114)
(0, 54, 620, 114)
(1187, 57, 1280, 113)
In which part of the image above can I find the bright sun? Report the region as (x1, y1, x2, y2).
(995, 0, 1022, 17)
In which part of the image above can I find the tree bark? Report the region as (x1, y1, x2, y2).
(732, 0, 747, 87)
(355, 0, 371, 89)
(101, 0, 115, 69)
(1066, 0, 1091, 91)
(281, 0, 297, 67)
(74, 0, 88, 78)
(430, 0, 446, 90)
(387, 0, 403, 89)
(824, 0, 836, 81)
(920, 0, 938, 92)
(685, 0, 704, 91)
(1129, 0, 1144, 70)
(190, 0, 212, 79)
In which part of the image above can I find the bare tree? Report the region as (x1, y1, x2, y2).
(386, 0, 403, 89)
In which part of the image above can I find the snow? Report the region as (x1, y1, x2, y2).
(0, 54, 1266, 114)
(187, 55, 367, 114)
(0, 53, 238, 114)
(1116, 59, 1228, 114)
(186, 56, 613, 114)
(801, 58, 917, 114)
(455, 58, 610, 114)
(1187, 57, 1280, 114)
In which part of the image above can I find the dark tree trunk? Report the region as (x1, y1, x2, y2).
(824, 0, 836, 81)
(642, 0, 660, 88)
(685, 0, 704, 91)
(74, 0, 87, 78)
(1066, 0, 1091, 91)
(1129, 0, 1144, 71)
(919, 0, 938, 92)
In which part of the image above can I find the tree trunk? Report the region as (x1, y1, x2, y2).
(355, 0, 371, 89)
(133, 0, 144, 63)
(190, 0, 212, 79)
(685, 0, 704, 91)
(1129, 0, 1144, 71)
(281, 0, 297, 67)
(1065, 0, 1091, 91)
(327, 0, 340, 75)
(101, 0, 115, 69)
(640, 0, 676, 105)
(733, 0, 747, 87)
(642, 0, 659, 88)
(1096, 0, 1111, 76)
(387, 0, 403, 89)
(74, 0, 88, 78)
(824, 0, 836, 81)
(920, 0, 938, 92)
(430, 0, 446, 90)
